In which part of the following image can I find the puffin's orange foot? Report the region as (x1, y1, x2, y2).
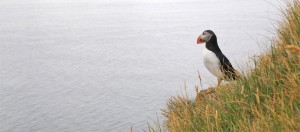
(217, 79, 221, 88)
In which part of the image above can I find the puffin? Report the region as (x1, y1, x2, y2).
(196, 30, 238, 88)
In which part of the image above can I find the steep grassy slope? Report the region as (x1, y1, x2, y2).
(162, 1, 300, 131)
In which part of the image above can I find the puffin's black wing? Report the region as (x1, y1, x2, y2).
(216, 54, 237, 80)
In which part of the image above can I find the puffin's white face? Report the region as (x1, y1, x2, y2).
(197, 31, 214, 44)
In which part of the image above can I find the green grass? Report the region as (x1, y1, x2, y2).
(159, 1, 300, 131)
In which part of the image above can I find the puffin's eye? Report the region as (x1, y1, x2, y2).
(203, 33, 205, 35)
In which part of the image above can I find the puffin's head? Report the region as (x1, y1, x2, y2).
(197, 30, 215, 44)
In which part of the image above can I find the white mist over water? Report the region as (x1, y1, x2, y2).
(0, 0, 279, 131)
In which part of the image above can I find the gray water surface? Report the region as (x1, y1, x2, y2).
(0, 0, 278, 131)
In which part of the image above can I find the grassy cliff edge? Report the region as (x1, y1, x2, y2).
(162, 1, 300, 131)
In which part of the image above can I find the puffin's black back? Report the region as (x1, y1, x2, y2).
(205, 30, 237, 80)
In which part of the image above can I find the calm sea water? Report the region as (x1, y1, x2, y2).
(0, 0, 279, 131)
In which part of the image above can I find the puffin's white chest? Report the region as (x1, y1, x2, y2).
(203, 48, 223, 78)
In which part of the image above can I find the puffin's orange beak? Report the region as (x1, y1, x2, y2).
(197, 35, 205, 44)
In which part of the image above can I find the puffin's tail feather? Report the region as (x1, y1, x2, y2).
(223, 68, 243, 81)
(222, 66, 240, 80)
